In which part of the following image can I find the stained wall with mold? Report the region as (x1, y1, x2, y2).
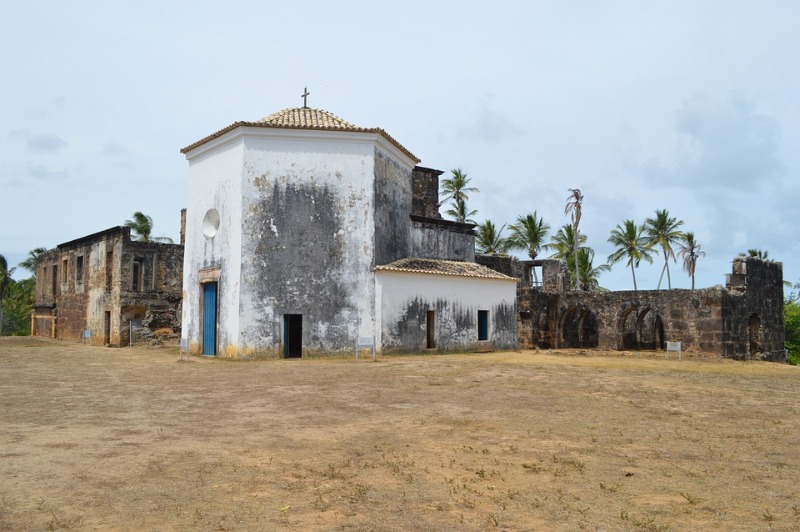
(376, 270, 517, 353)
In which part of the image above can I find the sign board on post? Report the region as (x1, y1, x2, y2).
(666, 341, 682, 360)
(356, 336, 376, 361)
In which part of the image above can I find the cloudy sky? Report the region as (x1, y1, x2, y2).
(1, 1, 797, 291)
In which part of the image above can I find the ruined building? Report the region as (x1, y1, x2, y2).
(180, 107, 517, 358)
(32, 226, 183, 346)
(501, 255, 785, 361)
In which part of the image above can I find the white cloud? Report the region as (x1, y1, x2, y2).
(8, 129, 67, 152)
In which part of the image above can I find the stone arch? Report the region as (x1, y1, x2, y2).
(559, 306, 599, 348)
(748, 314, 762, 357)
(619, 306, 638, 349)
(637, 308, 665, 350)
(618, 306, 664, 351)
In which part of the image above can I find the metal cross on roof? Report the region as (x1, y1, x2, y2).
(301, 87, 310, 108)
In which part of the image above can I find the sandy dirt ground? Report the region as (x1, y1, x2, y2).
(1, 336, 799, 531)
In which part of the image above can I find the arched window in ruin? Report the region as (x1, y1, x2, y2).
(748, 314, 762, 357)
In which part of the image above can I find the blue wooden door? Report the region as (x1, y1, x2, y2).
(202, 282, 217, 355)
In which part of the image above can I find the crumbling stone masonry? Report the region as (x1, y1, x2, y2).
(33, 226, 183, 346)
(478, 255, 785, 362)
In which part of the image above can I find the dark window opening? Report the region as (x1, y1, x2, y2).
(152, 254, 159, 290)
(76, 256, 84, 284)
(478, 310, 489, 341)
(51, 265, 57, 295)
(105, 251, 113, 290)
(132, 258, 144, 291)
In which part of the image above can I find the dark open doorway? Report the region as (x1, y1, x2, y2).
(561, 307, 599, 348)
(478, 310, 489, 341)
(104, 311, 111, 345)
(426, 311, 436, 349)
(284, 314, 302, 358)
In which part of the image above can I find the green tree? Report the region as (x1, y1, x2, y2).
(1, 277, 34, 336)
(786, 281, 800, 365)
(564, 189, 584, 290)
(575, 247, 611, 291)
(440, 168, 479, 224)
(18, 247, 47, 276)
(677, 232, 705, 290)
(124, 212, 174, 243)
(475, 220, 509, 255)
(644, 209, 684, 289)
(607, 220, 655, 291)
(0, 254, 16, 336)
(507, 212, 550, 285)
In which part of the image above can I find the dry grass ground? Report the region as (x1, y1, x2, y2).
(1, 337, 799, 531)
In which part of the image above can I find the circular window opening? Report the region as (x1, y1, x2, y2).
(202, 209, 220, 238)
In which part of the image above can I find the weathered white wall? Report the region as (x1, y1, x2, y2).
(182, 126, 418, 357)
(237, 133, 379, 355)
(375, 271, 518, 353)
(182, 140, 244, 355)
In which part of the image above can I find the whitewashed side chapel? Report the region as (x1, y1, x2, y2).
(180, 95, 517, 358)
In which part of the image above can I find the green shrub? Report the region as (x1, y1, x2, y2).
(786, 300, 800, 365)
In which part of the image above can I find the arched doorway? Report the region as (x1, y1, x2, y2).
(560, 307, 599, 348)
(620, 307, 638, 349)
(638, 309, 665, 350)
(618, 307, 664, 351)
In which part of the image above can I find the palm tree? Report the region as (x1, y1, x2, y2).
(745, 249, 769, 260)
(644, 209, 684, 289)
(678, 232, 705, 290)
(440, 168, 479, 223)
(576, 248, 611, 291)
(564, 189, 584, 290)
(547, 224, 587, 261)
(547, 225, 588, 289)
(0, 254, 16, 336)
(607, 220, 655, 291)
(19, 247, 47, 276)
(507, 212, 550, 285)
(475, 220, 509, 255)
(124, 212, 174, 243)
(445, 199, 478, 225)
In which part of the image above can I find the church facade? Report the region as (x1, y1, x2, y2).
(180, 107, 517, 358)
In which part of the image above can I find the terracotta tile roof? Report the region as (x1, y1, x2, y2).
(257, 107, 359, 129)
(375, 258, 517, 281)
(181, 107, 419, 162)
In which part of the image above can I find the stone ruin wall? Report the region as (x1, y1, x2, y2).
(481, 255, 786, 362)
(33, 227, 184, 347)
